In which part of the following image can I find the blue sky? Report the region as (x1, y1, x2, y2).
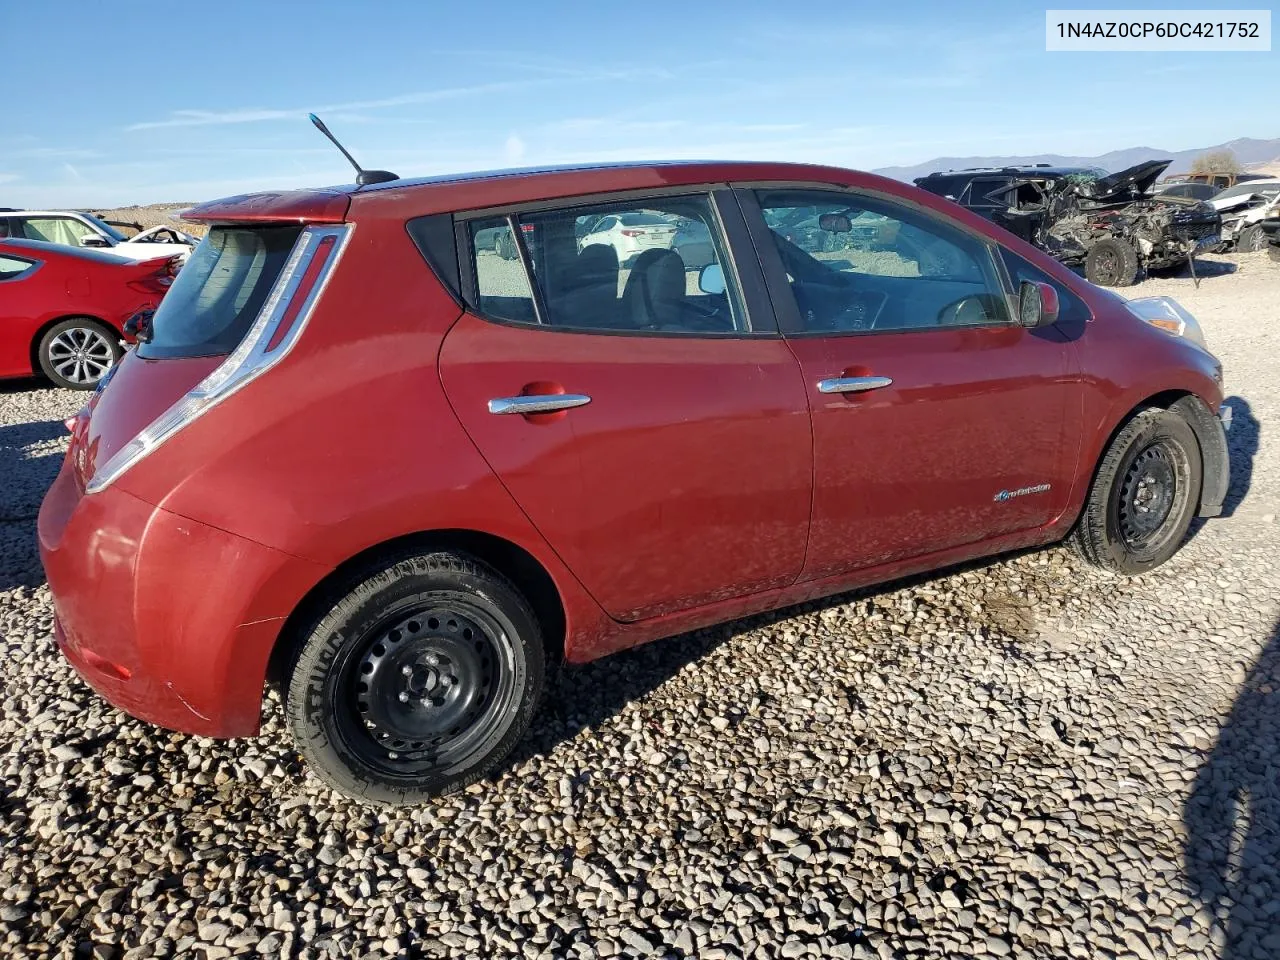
(4, 0, 1275, 206)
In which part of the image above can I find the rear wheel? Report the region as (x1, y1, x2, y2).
(37, 318, 122, 390)
(286, 551, 544, 805)
(1237, 224, 1266, 253)
(1071, 408, 1202, 575)
(1084, 238, 1139, 287)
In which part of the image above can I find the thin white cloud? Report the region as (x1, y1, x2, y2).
(0, 172, 19, 185)
(126, 80, 558, 131)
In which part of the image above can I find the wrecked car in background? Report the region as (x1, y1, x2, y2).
(1209, 179, 1280, 253)
(915, 160, 1221, 287)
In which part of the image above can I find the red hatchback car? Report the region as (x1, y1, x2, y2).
(0, 239, 176, 389)
(38, 161, 1229, 804)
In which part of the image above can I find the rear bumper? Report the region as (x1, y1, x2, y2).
(38, 461, 325, 737)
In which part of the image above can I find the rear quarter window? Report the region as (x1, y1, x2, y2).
(139, 225, 301, 359)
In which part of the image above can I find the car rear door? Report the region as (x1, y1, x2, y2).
(739, 185, 1082, 581)
(438, 189, 812, 623)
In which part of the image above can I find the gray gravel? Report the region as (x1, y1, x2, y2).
(2, 251, 1278, 960)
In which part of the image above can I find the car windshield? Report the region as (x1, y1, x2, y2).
(617, 213, 669, 226)
(139, 225, 301, 359)
(77, 212, 128, 243)
(1214, 181, 1280, 201)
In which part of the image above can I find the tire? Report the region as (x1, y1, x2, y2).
(497, 234, 517, 260)
(1070, 408, 1203, 576)
(286, 551, 545, 805)
(1237, 224, 1266, 253)
(37, 318, 122, 390)
(1083, 238, 1140, 287)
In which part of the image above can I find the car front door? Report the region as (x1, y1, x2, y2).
(438, 189, 813, 623)
(741, 186, 1082, 581)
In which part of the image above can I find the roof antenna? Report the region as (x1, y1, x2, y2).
(308, 113, 399, 186)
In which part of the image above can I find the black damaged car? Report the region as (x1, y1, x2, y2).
(915, 160, 1221, 287)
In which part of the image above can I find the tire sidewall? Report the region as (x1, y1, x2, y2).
(288, 557, 544, 805)
(1238, 225, 1263, 253)
(1096, 412, 1202, 574)
(1085, 238, 1138, 287)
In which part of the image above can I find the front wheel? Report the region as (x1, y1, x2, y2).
(286, 552, 545, 805)
(1084, 237, 1140, 287)
(37, 318, 122, 390)
(1070, 408, 1202, 575)
(1237, 224, 1266, 253)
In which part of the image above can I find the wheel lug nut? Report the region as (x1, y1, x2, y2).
(398, 692, 410, 703)
(401, 665, 413, 676)
(425, 654, 439, 666)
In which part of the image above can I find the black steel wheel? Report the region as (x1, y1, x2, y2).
(1071, 408, 1202, 575)
(287, 552, 545, 805)
(1083, 237, 1139, 287)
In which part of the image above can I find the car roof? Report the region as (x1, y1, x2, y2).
(919, 166, 1097, 180)
(0, 237, 134, 264)
(181, 160, 898, 224)
(0, 210, 95, 217)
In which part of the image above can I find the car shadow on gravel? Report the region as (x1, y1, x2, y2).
(1184, 396, 1258, 551)
(0, 418, 66, 591)
(1185, 617, 1280, 958)
(1220, 396, 1259, 518)
(512, 547, 1046, 770)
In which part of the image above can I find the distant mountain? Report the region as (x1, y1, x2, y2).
(872, 137, 1280, 183)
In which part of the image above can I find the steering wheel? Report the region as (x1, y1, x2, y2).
(936, 295, 993, 327)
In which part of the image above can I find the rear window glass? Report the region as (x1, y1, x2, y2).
(139, 225, 301, 359)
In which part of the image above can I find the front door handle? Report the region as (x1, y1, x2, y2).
(816, 376, 893, 395)
(488, 394, 592, 415)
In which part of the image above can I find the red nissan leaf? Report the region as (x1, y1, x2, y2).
(0, 239, 177, 389)
(38, 161, 1229, 804)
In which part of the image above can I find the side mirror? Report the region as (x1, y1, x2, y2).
(79, 235, 109, 248)
(818, 213, 852, 233)
(698, 263, 725, 295)
(1018, 280, 1059, 328)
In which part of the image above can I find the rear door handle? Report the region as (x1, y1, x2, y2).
(488, 394, 592, 415)
(816, 376, 893, 395)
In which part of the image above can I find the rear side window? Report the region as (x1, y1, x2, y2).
(139, 225, 301, 359)
(467, 194, 745, 335)
(0, 254, 36, 281)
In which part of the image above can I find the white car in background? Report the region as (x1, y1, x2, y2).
(578, 212, 676, 265)
(0, 210, 197, 261)
(1209, 179, 1280, 252)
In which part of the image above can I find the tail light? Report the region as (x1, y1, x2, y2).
(520, 223, 535, 234)
(86, 224, 350, 494)
(620, 229, 643, 237)
(127, 255, 182, 294)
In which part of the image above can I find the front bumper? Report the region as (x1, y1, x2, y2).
(38, 461, 325, 737)
(1194, 402, 1232, 519)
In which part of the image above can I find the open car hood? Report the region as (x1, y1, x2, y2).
(1072, 160, 1172, 201)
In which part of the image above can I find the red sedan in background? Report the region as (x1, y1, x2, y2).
(0, 239, 177, 389)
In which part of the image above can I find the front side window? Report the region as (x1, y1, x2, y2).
(756, 188, 1010, 334)
(467, 194, 746, 335)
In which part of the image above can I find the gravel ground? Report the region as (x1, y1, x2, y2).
(1, 252, 1277, 960)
